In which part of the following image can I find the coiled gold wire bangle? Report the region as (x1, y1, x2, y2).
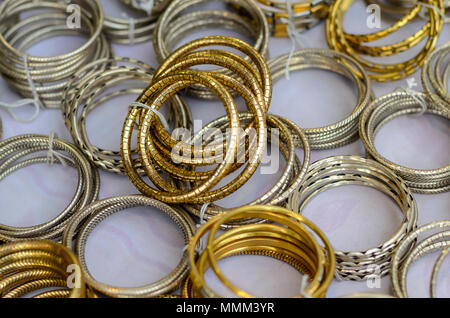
(326, 0, 445, 81)
(268, 48, 373, 149)
(0, 0, 112, 108)
(62, 56, 192, 175)
(391, 221, 450, 298)
(287, 155, 418, 281)
(184, 205, 335, 298)
(121, 36, 271, 204)
(0, 134, 100, 242)
(359, 91, 450, 194)
(62, 195, 196, 298)
(0, 240, 86, 298)
(421, 42, 450, 110)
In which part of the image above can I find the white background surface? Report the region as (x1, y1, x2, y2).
(0, 0, 449, 298)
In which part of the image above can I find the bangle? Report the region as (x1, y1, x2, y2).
(182, 113, 310, 228)
(421, 42, 450, 110)
(185, 205, 335, 298)
(391, 220, 450, 298)
(0, 134, 99, 241)
(359, 91, 450, 193)
(0, 240, 85, 298)
(268, 49, 373, 149)
(62, 195, 196, 297)
(252, 0, 329, 37)
(62, 56, 192, 175)
(326, 0, 445, 82)
(153, 0, 269, 99)
(0, 0, 112, 108)
(287, 155, 418, 280)
(121, 36, 271, 204)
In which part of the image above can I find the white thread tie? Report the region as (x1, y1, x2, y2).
(197, 203, 210, 228)
(130, 102, 170, 131)
(0, 55, 41, 123)
(47, 132, 74, 166)
(131, 0, 154, 15)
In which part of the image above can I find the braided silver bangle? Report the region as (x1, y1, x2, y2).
(62, 195, 196, 298)
(0, 134, 100, 242)
(0, 0, 112, 109)
(182, 112, 310, 228)
(287, 155, 418, 281)
(359, 91, 450, 194)
(269, 49, 373, 149)
(61, 56, 192, 175)
(153, 0, 269, 100)
(422, 42, 450, 110)
(391, 220, 450, 298)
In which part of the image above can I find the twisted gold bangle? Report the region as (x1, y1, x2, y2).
(326, 0, 445, 81)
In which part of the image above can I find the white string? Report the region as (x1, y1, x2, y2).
(129, 102, 170, 131)
(197, 203, 210, 228)
(299, 275, 312, 298)
(129, 17, 135, 45)
(281, 0, 314, 80)
(0, 54, 41, 123)
(131, 0, 154, 15)
(335, 268, 344, 281)
(396, 78, 428, 116)
(418, 1, 450, 23)
(47, 132, 73, 166)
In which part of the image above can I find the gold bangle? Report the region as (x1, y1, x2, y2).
(185, 205, 335, 298)
(0, 240, 85, 298)
(326, 0, 445, 81)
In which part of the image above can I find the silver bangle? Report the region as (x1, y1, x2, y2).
(62, 195, 196, 298)
(359, 91, 450, 194)
(0, 0, 112, 108)
(287, 155, 418, 281)
(0, 134, 100, 242)
(61, 56, 192, 175)
(391, 220, 450, 298)
(268, 49, 373, 149)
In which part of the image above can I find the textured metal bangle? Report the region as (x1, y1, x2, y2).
(0, 134, 99, 242)
(182, 113, 310, 227)
(359, 91, 450, 194)
(121, 36, 271, 204)
(0, 240, 86, 298)
(391, 220, 450, 298)
(269, 48, 373, 149)
(421, 42, 450, 110)
(153, 0, 269, 99)
(327, 0, 445, 81)
(287, 155, 418, 281)
(252, 0, 328, 37)
(185, 205, 335, 298)
(0, 0, 112, 108)
(62, 56, 192, 175)
(62, 195, 196, 298)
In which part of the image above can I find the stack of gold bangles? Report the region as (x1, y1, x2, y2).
(183, 205, 335, 298)
(327, 0, 445, 81)
(121, 36, 271, 205)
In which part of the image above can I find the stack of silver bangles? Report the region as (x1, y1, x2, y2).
(181, 113, 311, 228)
(359, 91, 450, 194)
(61, 56, 192, 175)
(287, 155, 418, 281)
(153, 0, 270, 99)
(62, 195, 196, 298)
(391, 221, 450, 298)
(422, 42, 450, 110)
(0, 0, 112, 109)
(103, 0, 172, 44)
(268, 49, 373, 149)
(0, 134, 99, 242)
